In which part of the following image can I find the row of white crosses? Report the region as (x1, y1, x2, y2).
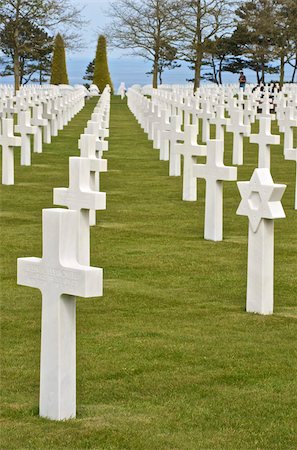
(127, 84, 295, 315)
(0, 84, 87, 185)
(128, 84, 296, 208)
(17, 86, 111, 421)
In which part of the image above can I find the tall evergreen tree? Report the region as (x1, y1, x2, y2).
(50, 33, 69, 85)
(83, 59, 95, 88)
(93, 35, 113, 94)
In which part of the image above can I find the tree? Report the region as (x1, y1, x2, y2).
(0, 18, 53, 85)
(173, 0, 235, 91)
(234, 0, 277, 84)
(106, 0, 178, 88)
(50, 34, 68, 84)
(156, 43, 180, 85)
(83, 59, 95, 88)
(203, 36, 237, 84)
(271, 0, 297, 85)
(0, 0, 84, 91)
(286, 0, 297, 82)
(93, 35, 113, 94)
(146, 41, 180, 84)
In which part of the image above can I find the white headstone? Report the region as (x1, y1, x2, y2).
(282, 106, 297, 151)
(237, 169, 286, 314)
(193, 140, 237, 241)
(17, 208, 102, 420)
(15, 110, 37, 166)
(172, 124, 206, 201)
(31, 104, 48, 153)
(0, 118, 21, 185)
(210, 105, 229, 141)
(284, 148, 297, 209)
(79, 134, 108, 224)
(227, 108, 250, 165)
(249, 117, 280, 169)
(168, 116, 184, 176)
(53, 157, 106, 265)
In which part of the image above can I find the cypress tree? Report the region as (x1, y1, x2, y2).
(93, 35, 113, 94)
(50, 34, 69, 85)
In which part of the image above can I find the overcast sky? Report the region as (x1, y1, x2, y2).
(72, 0, 117, 57)
(64, 0, 194, 87)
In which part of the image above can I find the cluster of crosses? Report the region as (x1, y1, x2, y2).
(0, 85, 87, 185)
(127, 83, 297, 316)
(16, 86, 111, 421)
(0, 81, 295, 421)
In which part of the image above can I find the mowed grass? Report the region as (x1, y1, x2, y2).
(0, 96, 296, 450)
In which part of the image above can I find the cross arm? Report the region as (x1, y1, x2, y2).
(53, 189, 106, 211)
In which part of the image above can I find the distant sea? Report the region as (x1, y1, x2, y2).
(0, 55, 294, 88)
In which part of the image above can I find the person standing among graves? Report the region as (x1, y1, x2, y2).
(239, 72, 247, 90)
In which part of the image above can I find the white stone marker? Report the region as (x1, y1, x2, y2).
(284, 148, 297, 209)
(79, 134, 108, 225)
(237, 169, 286, 314)
(282, 106, 297, 151)
(159, 113, 172, 161)
(193, 140, 237, 241)
(0, 118, 21, 185)
(226, 108, 250, 165)
(249, 117, 280, 169)
(15, 110, 37, 166)
(17, 208, 102, 420)
(200, 102, 214, 143)
(210, 105, 229, 141)
(42, 101, 53, 144)
(168, 116, 184, 176)
(173, 124, 206, 201)
(54, 157, 106, 265)
(31, 104, 48, 153)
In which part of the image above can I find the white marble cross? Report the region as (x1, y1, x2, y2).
(15, 110, 37, 166)
(199, 101, 213, 143)
(4, 98, 16, 118)
(257, 98, 275, 120)
(193, 140, 237, 241)
(79, 134, 108, 224)
(172, 124, 206, 201)
(90, 113, 110, 133)
(152, 108, 167, 150)
(168, 115, 184, 176)
(31, 104, 48, 153)
(42, 101, 54, 144)
(17, 208, 102, 420)
(227, 108, 250, 165)
(281, 106, 297, 151)
(54, 157, 106, 265)
(284, 148, 297, 209)
(210, 105, 229, 141)
(243, 98, 256, 126)
(249, 117, 280, 169)
(0, 118, 21, 185)
(237, 169, 286, 314)
(159, 112, 172, 161)
(153, 109, 170, 152)
(84, 121, 109, 156)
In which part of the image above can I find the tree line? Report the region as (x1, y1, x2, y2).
(1, 0, 296, 91)
(105, 0, 297, 89)
(0, 0, 84, 90)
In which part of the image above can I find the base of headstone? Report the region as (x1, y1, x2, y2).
(246, 220, 274, 315)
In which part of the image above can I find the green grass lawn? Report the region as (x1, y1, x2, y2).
(1, 96, 296, 450)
